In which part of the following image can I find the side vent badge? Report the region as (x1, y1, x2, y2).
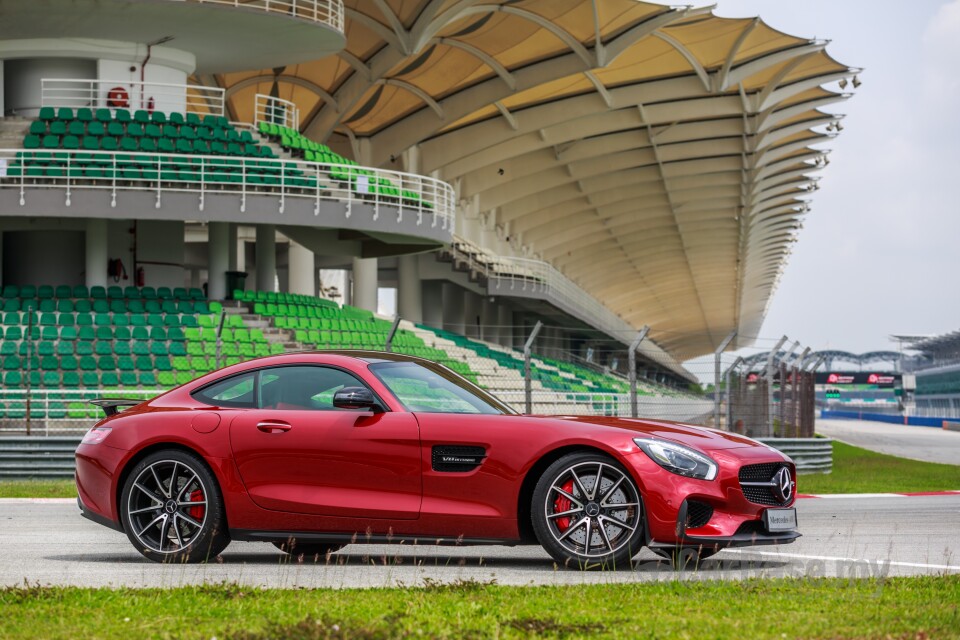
(432, 445, 487, 472)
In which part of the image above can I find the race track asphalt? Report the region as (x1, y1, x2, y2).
(817, 418, 960, 465)
(1, 495, 957, 588)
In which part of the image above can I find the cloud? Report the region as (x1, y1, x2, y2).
(923, 0, 960, 110)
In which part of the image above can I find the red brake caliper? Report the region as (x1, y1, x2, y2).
(553, 480, 575, 532)
(188, 489, 205, 521)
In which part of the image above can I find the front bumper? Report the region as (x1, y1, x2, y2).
(623, 448, 801, 549)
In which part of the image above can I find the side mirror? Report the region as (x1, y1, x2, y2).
(333, 386, 380, 412)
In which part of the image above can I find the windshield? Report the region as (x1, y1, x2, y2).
(368, 360, 514, 415)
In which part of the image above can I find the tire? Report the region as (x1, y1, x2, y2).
(531, 452, 645, 570)
(120, 449, 230, 563)
(272, 539, 344, 558)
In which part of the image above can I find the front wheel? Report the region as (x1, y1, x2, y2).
(531, 452, 645, 569)
(120, 450, 230, 563)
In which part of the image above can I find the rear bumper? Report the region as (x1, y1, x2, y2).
(77, 494, 123, 533)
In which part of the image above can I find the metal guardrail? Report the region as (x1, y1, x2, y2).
(181, 0, 344, 31)
(758, 437, 833, 475)
(0, 437, 81, 479)
(0, 149, 456, 231)
(255, 94, 300, 131)
(41, 79, 226, 117)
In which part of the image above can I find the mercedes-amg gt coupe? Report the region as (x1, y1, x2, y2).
(76, 351, 799, 568)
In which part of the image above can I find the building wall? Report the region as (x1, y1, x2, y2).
(135, 220, 184, 289)
(2, 229, 84, 286)
(3, 57, 97, 116)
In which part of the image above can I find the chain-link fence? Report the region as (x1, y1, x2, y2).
(408, 321, 715, 424)
(0, 319, 819, 438)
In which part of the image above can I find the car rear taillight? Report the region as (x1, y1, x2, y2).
(81, 427, 111, 445)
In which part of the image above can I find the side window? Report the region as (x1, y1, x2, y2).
(258, 366, 372, 411)
(192, 371, 257, 408)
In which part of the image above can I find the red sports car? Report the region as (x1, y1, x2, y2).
(76, 351, 799, 569)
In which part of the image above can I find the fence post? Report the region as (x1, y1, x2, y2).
(25, 307, 34, 436)
(628, 326, 650, 418)
(764, 336, 788, 437)
(723, 356, 744, 431)
(214, 309, 226, 369)
(385, 315, 402, 352)
(713, 331, 737, 429)
(792, 347, 810, 436)
(523, 321, 543, 414)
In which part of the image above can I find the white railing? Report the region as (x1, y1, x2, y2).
(0, 389, 163, 435)
(41, 79, 225, 117)
(450, 238, 688, 379)
(179, 0, 344, 32)
(255, 94, 300, 131)
(0, 149, 456, 231)
(495, 390, 714, 420)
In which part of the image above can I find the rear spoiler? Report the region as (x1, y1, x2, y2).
(89, 398, 143, 417)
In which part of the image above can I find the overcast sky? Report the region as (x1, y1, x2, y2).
(709, 0, 960, 357)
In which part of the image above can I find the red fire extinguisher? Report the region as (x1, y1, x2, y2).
(136, 267, 145, 287)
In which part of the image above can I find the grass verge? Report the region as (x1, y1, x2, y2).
(0, 479, 76, 498)
(1, 577, 958, 639)
(801, 440, 960, 494)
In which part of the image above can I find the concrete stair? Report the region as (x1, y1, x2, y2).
(0, 117, 30, 150)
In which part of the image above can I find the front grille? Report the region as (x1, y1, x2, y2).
(738, 462, 791, 506)
(685, 500, 713, 529)
(738, 462, 784, 483)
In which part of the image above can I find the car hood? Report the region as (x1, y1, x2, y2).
(544, 416, 768, 451)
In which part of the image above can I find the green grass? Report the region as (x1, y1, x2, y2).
(0, 577, 957, 639)
(0, 479, 76, 498)
(800, 440, 960, 494)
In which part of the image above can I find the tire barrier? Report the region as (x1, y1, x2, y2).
(0, 437, 80, 479)
(758, 437, 833, 475)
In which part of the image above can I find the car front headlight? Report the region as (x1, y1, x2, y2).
(634, 438, 718, 481)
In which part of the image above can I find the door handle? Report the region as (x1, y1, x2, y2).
(256, 420, 292, 434)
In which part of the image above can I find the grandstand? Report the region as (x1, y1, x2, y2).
(896, 331, 960, 419)
(0, 1, 855, 425)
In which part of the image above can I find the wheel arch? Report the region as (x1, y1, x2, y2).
(114, 441, 225, 532)
(516, 444, 622, 544)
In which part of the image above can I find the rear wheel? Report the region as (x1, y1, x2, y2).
(272, 539, 344, 559)
(531, 452, 645, 569)
(120, 450, 230, 563)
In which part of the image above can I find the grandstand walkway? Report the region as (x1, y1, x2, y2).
(816, 419, 960, 466)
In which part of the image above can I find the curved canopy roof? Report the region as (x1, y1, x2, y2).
(740, 350, 900, 370)
(214, 0, 857, 359)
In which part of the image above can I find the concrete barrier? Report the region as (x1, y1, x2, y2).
(758, 437, 833, 475)
(944, 421, 960, 432)
(0, 437, 81, 479)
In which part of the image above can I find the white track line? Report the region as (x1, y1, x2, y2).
(724, 549, 960, 572)
(0, 498, 75, 504)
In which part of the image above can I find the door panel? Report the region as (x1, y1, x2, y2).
(230, 410, 422, 519)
